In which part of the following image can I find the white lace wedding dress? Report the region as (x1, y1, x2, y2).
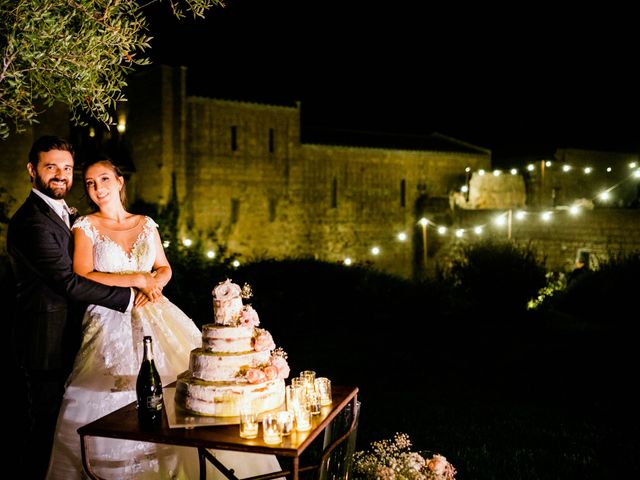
(46, 216, 282, 479)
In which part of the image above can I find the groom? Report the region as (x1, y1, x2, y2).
(7, 135, 134, 478)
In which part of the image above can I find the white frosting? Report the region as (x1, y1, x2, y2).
(213, 297, 243, 325)
(189, 348, 271, 382)
(176, 377, 285, 417)
(202, 324, 254, 352)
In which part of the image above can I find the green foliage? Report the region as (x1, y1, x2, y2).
(527, 271, 567, 310)
(0, 0, 224, 139)
(443, 239, 547, 320)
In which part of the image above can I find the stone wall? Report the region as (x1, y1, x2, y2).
(2, 66, 637, 280)
(434, 208, 640, 273)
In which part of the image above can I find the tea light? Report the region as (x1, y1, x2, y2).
(315, 377, 332, 406)
(295, 408, 311, 432)
(262, 414, 282, 444)
(239, 404, 258, 439)
(306, 390, 321, 415)
(239, 421, 259, 439)
(277, 411, 294, 436)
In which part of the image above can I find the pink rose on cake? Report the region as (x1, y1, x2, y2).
(269, 351, 290, 379)
(239, 305, 260, 328)
(212, 279, 242, 301)
(253, 329, 275, 351)
(263, 365, 279, 380)
(245, 368, 268, 384)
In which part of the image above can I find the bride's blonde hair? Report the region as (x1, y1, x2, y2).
(82, 156, 127, 212)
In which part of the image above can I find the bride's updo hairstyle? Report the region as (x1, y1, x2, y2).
(82, 155, 127, 212)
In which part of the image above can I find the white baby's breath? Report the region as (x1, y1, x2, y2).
(352, 433, 457, 480)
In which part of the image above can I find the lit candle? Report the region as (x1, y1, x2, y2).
(239, 421, 258, 439)
(315, 377, 332, 406)
(295, 409, 311, 432)
(262, 414, 282, 444)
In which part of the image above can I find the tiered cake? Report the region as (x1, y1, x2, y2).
(175, 279, 290, 417)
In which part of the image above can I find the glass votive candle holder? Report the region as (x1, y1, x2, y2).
(300, 370, 316, 391)
(277, 411, 294, 436)
(295, 404, 312, 432)
(239, 407, 258, 439)
(306, 390, 321, 415)
(262, 413, 282, 444)
(315, 377, 332, 406)
(286, 384, 303, 413)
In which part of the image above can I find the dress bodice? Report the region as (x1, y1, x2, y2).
(72, 216, 158, 273)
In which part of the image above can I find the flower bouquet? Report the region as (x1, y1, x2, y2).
(352, 433, 457, 480)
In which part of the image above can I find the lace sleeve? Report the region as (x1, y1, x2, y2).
(144, 216, 159, 230)
(71, 216, 97, 244)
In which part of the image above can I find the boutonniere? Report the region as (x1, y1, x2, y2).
(68, 207, 78, 216)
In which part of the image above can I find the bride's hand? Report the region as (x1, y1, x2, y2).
(134, 289, 150, 308)
(137, 272, 163, 291)
(140, 286, 163, 303)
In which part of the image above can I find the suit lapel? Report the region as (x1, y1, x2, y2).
(28, 192, 72, 236)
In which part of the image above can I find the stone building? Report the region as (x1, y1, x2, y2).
(1, 65, 638, 278)
(119, 66, 492, 278)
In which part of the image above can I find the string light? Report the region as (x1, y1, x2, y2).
(185, 161, 640, 262)
(379, 167, 640, 246)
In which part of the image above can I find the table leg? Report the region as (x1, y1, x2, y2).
(80, 435, 105, 480)
(199, 447, 241, 479)
(198, 447, 207, 480)
(292, 456, 299, 480)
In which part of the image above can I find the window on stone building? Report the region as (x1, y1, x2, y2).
(231, 126, 238, 151)
(400, 179, 406, 207)
(269, 128, 275, 153)
(269, 198, 277, 222)
(231, 198, 240, 224)
(331, 177, 338, 208)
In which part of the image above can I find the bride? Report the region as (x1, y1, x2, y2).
(46, 157, 281, 479)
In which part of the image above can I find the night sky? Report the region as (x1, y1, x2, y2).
(144, 1, 638, 163)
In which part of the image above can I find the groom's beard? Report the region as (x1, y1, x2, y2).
(34, 173, 71, 199)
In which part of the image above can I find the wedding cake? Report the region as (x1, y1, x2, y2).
(175, 279, 290, 417)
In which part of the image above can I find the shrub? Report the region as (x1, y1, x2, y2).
(443, 240, 547, 321)
(551, 250, 640, 325)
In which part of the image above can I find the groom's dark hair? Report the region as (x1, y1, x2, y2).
(28, 135, 75, 167)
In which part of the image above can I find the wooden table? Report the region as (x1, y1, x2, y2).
(78, 385, 359, 480)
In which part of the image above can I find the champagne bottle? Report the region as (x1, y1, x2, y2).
(136, 336, 163, 428)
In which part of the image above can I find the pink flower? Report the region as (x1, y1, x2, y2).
(269, 355, 290, 379)
(374, 465, 396, 479)
(253, 329, 275, 352)
(239, 305, 260, 328)
(245, 368, 267, 384)
(427, 454, 449, 475)
(212, 279, 242, 301)
(263, 365, 279, 380)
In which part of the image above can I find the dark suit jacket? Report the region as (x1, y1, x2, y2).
(7, 191, 131, 371)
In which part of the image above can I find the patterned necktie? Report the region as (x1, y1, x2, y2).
(61, 208, 70, 228)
